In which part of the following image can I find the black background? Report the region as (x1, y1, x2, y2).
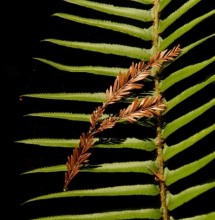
(4, 0, 56, 217)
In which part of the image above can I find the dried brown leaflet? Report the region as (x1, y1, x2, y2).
(63, 45, 181, 191)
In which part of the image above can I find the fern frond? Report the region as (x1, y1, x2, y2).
(30, 208, 161, 220)
(161, 56, 215, 92)
(163, 124, 215, 161)
(23, 164, 66, 174)
(17, 138, 156, 151)
(160, 10, 215, 50)
(133, 0, 153, 4)
(22, 92, 106, 102)
(16, 138, 80, 148)
(35, 58, 126, 76)
(166, 75, 215, 112)
(64, 95, 165, 190)
(19, 0, 214, 219)
(181, 34, 215, 56)
(159, 0, 201, 32)
(64, 47, 180, 190)
(163, 98, 215, 138)
(25, 112, 108, 122)
(178, 212, 215, 220)
(63, 0, 153, 22)
(25, 184, 159, 203)
(119, 96, 166, 123)
(165, 151, 215, 186)
(43, 39, 151, 60)
(23, 160, 156, 175)
(159, 0, 171, 11)
(167, 181, 215, 211)
(53, 13, 152, 40)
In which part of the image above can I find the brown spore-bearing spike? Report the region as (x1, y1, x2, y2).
(63, 45, 181, 191)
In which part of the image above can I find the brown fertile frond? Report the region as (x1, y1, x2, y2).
(64, 149, 80, 191)
(106, 61, 150, 104)
(150, 44, 181, 68)
(119, 96, 166, 123)
(64, 133, 93, 191)
(106, 45, 181, 104)
(64, 45, 180, 191)
(96, 115, 118, 133)
(90, 106, 105, 128)
(79, 133, 94, 153)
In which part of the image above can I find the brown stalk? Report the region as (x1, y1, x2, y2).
(63, 45, 181, 191)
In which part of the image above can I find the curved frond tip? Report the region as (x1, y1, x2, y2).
(167, 181, 215, 211)
(24, 184, 159, 203)
(160, 10, 215, 50)
(35, 58, 126, 76)
(165, 151, 215, 186)
(163, 98, 215, 138)
(178, 212, 215, 220)
(164, 124, 215, 161)
(21, 92, 106, 102)
(159, 0, 202, 33)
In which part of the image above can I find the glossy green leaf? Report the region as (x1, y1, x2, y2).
(35, 58, 126, 76)
(163, 98, 215, 138)
(42, 39, 151, 60)
(17, 138, 156, 151)
(164, 124, 215, 161)
(165, 151, 215, 186)
(160, 0, 201, 32)
(25, 112, 107, 122)
(161, 56, 215, 92)
(167, 181, 215, 210)
(22, 92, 106, 102)
(181, 34, 215, 56)
(25, 112, 92, 121)
(63, 0, 153, 22)
(160, 10, 215, 50)
(31, 208, 161, 220)
(23, 161, 156, 175)
(165, 75, 215, 113)
(160, 0, 171, 11)
(17, 138, 80, 148)
(179, 212, 215, 220)
(132, 0, 153, 4)
(25, 184, 159, 203)
(54, 13, 152, 40)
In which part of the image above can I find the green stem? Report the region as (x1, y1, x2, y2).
(153, 1, 169, 220)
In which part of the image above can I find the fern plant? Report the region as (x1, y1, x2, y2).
(18, 0, 214, 219)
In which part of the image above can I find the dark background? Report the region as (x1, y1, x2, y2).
(4, 0, 214, 219)
(4, 0, 56, 217)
